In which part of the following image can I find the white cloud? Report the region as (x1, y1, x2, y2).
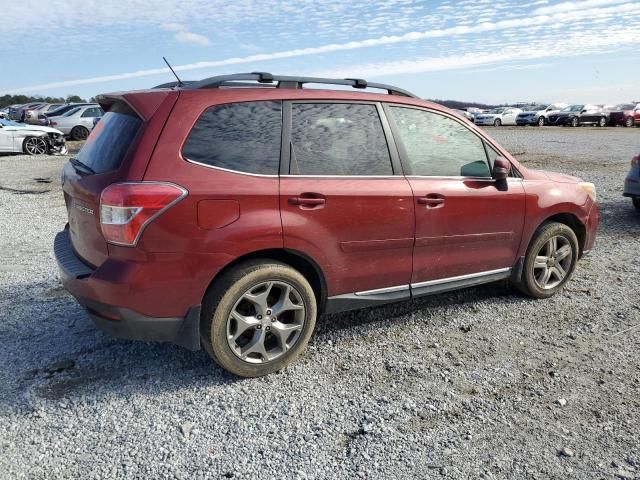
(533, 0, 630, 15)
(5, 1, 640, 93)
(174, 31, 210, 46)
(161, 22, 210, 46)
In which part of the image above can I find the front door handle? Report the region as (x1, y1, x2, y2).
(289, 193, 326, 209)
(417, 194, 445, 208)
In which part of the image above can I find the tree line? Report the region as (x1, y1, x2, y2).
(0, 94, 95, 109)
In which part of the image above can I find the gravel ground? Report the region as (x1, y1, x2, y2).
(0, 128, 639, 479)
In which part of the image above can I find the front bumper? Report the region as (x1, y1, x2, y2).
(474, 118, 497, 125)
(54, 229, 201, 350)
(516, 118, 537, 125)
(582, 201, 599, 256)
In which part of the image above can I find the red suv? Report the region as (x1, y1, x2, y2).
(55, 73, 599, 377)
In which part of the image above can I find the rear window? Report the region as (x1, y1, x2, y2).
(182, 101, 282, 175)
(74, 102, 142, 174)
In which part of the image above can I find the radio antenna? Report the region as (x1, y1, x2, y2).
(163, 57, 183, 87)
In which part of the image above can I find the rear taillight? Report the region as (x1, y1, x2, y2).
(50, 121, 57, 126)
(100, 182, 187, 246)
(632, 155, 639, 167)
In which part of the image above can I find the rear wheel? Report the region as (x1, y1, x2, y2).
(70, 126, 89, 141)
(517, 222, 579, 299)
(23, 136, 48, 155)
(633, 198, 640, 210)
(493, 118, 502, 127)
(570, 117, 579, 127)
(201, 260, 317, 377)
(597, 117, 607, 127)
(538, 116, 545, 127)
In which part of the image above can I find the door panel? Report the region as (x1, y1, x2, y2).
(385, 104, 526, 285)
(280, 177, 415, 296)
(408, 177, 525, 283)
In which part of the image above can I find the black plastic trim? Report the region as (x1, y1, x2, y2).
(325, 289, 410, 314)
(54, 229, 94, 279)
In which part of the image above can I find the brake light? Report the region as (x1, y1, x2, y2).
(50, 121, 57, 126)
(100, 182, 187, 246)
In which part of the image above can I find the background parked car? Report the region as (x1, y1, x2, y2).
(45, 103, 95, 120)
(24, 103, 64, 124)
(453, 109, 474, 122)
(516, 104, 567, 126)
(623, 153, 640, 209)
(0, 118, 67, 155)
(49, 104, 104, 140)
(474, 107, 522, 126)
(546, 105, 609, 127)
(607, 103, 639, 127)
(9, 103, 42, 122)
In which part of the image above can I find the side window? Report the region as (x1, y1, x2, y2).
(182, 101, 282, 175)
(290, 103, 393, 176)
(389, 106, 491, 177)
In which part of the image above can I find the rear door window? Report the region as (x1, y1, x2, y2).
(290, 103, 393, 175)
(74, 102, 142, 174)
(182, 101, 282, 175)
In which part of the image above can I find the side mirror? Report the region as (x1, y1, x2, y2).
(581, 110, 587, 114)
(493, 157, 510, 191)
(492, 157, 510, 180)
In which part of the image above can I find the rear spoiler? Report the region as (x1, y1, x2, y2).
(95, 90, 178, 122)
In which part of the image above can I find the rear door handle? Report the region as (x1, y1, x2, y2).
(417, 194, 445, 208)
(289, 194, 326, 209)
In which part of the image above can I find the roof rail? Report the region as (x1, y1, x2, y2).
(164, 72, 418, 98)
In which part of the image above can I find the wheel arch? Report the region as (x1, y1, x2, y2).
(202, 248, 328, 315)
(540, 213, 586, 256)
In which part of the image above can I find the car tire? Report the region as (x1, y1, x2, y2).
(517, 222, 579, 299)
(633, 198, 640, 210)
(22, 136, 49, 155)
(538, 116, 545, 127)
(597, 117, 607, 127)
(493, 118, 502, 127)
(70, 126, 90, 141)
(625, 117, 634, 127)
(201, 260, 317, 377)
(570, 117, 579, 127)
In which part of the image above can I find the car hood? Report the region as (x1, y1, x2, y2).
(528, 169, 581, 183)
(14, 124, 64, 135)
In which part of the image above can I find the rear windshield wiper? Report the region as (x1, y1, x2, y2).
(69, 157, 95, 175)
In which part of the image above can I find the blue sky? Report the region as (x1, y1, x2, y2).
(2, 0, 640, 104)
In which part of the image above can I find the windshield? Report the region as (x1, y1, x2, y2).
(488, 108, 504, 114)
(530, 105, 547, 111)
(0, 119, 23, 127)
(562, 105, 583, 112)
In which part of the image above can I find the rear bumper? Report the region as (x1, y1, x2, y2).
(54, 229, 201, 350)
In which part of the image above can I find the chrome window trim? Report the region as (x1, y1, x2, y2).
(185, 158, 279, 178)
(355, 284, 410, 296)
(410, 267, 511, 289)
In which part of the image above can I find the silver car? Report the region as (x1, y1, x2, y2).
(623, 153, 640, 210)
(24, 103, 65, 125)
(48, 104, 104, 140)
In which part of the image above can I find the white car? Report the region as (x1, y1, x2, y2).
(473, 107, 522, 126)
(516, 103, 568, 126)
(0, 118, 67, 155)
(49, 104, 104, 140)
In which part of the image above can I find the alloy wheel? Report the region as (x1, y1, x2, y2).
(226, 281, 306, 363)
(532, 235, 573, 290)
(24, 137, 48, 155)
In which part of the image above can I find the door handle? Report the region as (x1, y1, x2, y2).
(289, 194, 326, 209)
(417, 194, 445, 208)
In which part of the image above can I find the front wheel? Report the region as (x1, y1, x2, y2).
(625, 117, 634, 127)
(537, 116, 545, 127)
(493, 118, 502, 127)
(517, 222, 579, 299)
(201, 260, 317, 377)
(23, 136, 48, 155)
(570, 117, 579, 127)
(597, 117, 607, 127)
